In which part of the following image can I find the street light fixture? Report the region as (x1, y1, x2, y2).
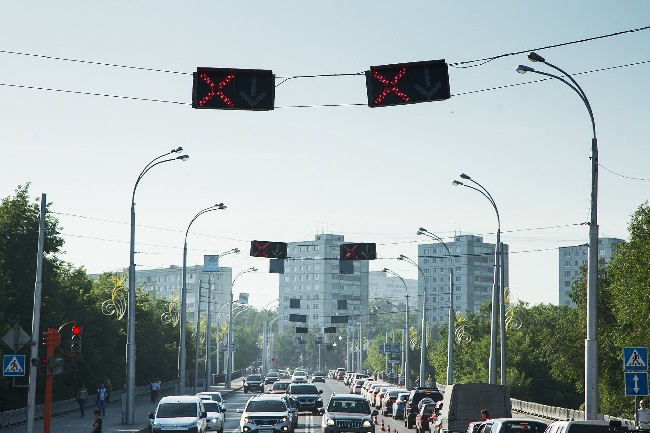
(452, 174, 503, 385)
(226, 267, 257, 387)
(180, 203, 227, 394)
(415, 229, 455, 385)
(382, 268, 410, 389)
(397, 254, 428, 387)
(516, 52, 599, 419)
(127, 147, 188, 423)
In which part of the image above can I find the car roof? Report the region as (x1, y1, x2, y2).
(159, 395, 201, 403)
(249, 394, 287, 401)
(331, 393, 366, 400)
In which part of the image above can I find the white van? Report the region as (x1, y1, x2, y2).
(544, 420, 626, 433)
(149, 395, 207, 433)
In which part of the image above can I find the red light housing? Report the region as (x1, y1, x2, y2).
(72, 325, 82, 335)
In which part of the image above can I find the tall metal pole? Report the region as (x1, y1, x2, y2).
(180, 203, 226, 394)
(194, 281, 202, 392)
(205, 274, 212, 391)
(226, 267, 257, 387)
(499, 242, 506, 385)
(128, 148, 187, 423)
(517, 53, 599, 419)
(27, 194, 46, 433)
(383, 269, 409, 388)
(452, 176, 501, 384)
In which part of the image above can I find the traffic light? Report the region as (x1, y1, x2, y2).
(51, 357, 64, 375)
(250, 240, 288, 259)
(192, 67, 275, 111)
(366, 59, 451, 108)
(339, 243, 377, 260)
(71, 325, 82, 352)
(37, 357, 49, 375)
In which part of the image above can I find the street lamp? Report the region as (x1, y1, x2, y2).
(517, 52, 599, 419)
(452, 174, 502, 385)
(262, 299, 279, 374)
(180, 203, 227, 394)
(397, 254, 428, 387)
(127, 147, 188, 423)
(415, 229, 455, 385)
(226, 267, 257, 387)
(382, 268, 410, 389)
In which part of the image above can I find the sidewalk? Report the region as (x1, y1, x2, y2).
(1, 379, 243, 433)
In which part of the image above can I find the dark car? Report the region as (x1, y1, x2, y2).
(320, 393, 378, 433)
(311, 371, 326, 383)
(404, 387, 443, 429)
(287, 383, 324, 414)
(243, 374, 264, 393)
(381, 388, 407, 417)
(265, 372, 281, 385)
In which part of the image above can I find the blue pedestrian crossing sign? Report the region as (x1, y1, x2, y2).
(624, 347, 648, 371)
(3, 354, 26, 377)
(625, 372, 649, 396)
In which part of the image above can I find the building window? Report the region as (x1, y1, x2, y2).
(424, 258, 430, 264)
(313, 314, 318, 319)
(564, 271, 570, 277)
(565, 261, 571, 267)
(424, 248, 429, 255)
(455, 276, 461, 282)
(599, 249, 606, 256)
(564, 281, 571, 287)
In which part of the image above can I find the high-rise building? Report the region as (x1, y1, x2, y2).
(558, 237, 624, 306)
(418, 234, 509, 323)
(122, 265, 233, 324)
(368, 271, 418, 304)
(277, 234, 369, 334)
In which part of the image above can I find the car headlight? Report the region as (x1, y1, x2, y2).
(325, 417, 335, 426)
(187, 420, 198, 428)
(362, 420, 372, 427)
(210, 417, 220, 424)
(243, 417, 252, 423)
(279, 417, 288, 422)
(317, 397, 322, 402)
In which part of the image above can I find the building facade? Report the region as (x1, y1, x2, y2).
(277, 234, 369, 334)
(418, 234, 509, 323)
(368, 271, 418, 304)
(558, 237, 624, 306)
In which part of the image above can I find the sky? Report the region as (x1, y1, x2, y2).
(1, 1, 649, 310)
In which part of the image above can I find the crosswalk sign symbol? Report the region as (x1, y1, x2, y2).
(3, 354, 26, 377)
(624, 347, 648, 371)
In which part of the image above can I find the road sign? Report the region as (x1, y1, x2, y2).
(624, 347, 648, 371)
(625, 372, 649, 396)
(2, 324, 31, 352)
(192, 68, 275, 111)
(3, 354, 26, 377)
(204, 255, 219, 272)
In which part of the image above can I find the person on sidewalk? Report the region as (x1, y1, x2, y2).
(96, 383, 108, 416)
(150, 378, 161, 403)
(77, 384, 88, 417)
(638, 399, 650, 430)
(104, 379, 112, 408)
(90, 409, 102, 433)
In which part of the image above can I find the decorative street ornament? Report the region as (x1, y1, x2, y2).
(102, 273, 127, 320)
(161, 297, 180, 327)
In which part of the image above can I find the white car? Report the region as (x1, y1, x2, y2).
(202, 400, 225, 433)
(291, 370, 308, 383)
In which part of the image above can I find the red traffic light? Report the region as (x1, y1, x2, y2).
(41, 358, 48, 366)
(72, 325, 82, 335)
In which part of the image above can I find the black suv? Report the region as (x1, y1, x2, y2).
(243, 375, 264, 393)
(320, 394, 378, 433)
(404, 387, 443, 429)
(287, 383, 324, 414)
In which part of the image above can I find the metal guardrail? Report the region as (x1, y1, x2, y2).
(0, 381, 176, 429)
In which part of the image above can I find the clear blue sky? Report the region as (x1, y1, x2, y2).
(1, 1, 649, 309)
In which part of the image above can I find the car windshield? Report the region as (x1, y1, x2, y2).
(203, 402, 221, 412)
(388, 389, 406, 397)
(290, 385, 319, 394)
(156, 403, 197, 418)
(273, 382, 289, 390)
(329, 399, 371, 414)
(246, 400, 287, 412)
(293, 371, 306, 376)
(247, 375, 262, 381)
(313, 371, 325, 375)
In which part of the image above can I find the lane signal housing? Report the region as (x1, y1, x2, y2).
(71, 325, 82, 353)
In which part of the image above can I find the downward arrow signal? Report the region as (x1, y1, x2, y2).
(414, 68, 442, 98)
(634, 375, 641, 393)
(239, 77, 268, 107)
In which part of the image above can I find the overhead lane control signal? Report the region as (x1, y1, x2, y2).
(192, 68, 275, 111)
(250, 241, 288, 259)
(339, 243, 377, 261)
(366, 60, 451, 107)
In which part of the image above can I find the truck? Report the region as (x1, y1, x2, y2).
(439, 383, 511, 433)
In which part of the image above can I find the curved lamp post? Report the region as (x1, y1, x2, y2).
(127, 147, 188, 423)
(415, 229, 455, 385)
(397, 254, 428, 387)
(226, 267, 257, 387)
(452, 174, 502, 385)
(180, 203, 227, 394)
(382, 268, 410, 389)
(262, 299, 279, 374)
(517, 52, 599, 419)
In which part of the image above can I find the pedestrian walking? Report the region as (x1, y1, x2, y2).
(150, 378, 161, 403)
(638, 399, 650, 430)
(104, 379, 112, 408)
(96, 383, 108, 416)
(480, 409, 490, 421)
(89, 409, 102, 433)
(77, 384, 88, 417)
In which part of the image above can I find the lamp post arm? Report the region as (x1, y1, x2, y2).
(132, 156, 186, 205)
(454, 182, 501, 229)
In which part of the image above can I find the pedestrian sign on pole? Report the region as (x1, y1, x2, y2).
(625, 372, 649, 396)
(623, 347, 648, 371)
(3, 354, 26, 377)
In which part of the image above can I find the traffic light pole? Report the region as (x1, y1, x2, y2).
(42, 329, 60, 433)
